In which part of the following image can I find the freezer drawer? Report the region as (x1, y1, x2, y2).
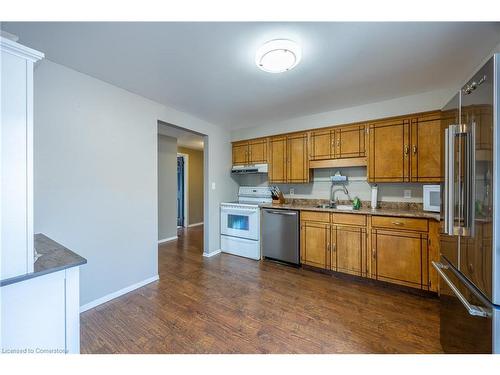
(433, 257, 498, 353)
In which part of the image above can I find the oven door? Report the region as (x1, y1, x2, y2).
(220, 206, 259, 241)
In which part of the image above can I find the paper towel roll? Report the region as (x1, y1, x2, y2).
(371, 184, 378, 209)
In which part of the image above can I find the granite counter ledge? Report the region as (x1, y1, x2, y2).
(259, 202, 440, 221)
(0, 233, 87, 287)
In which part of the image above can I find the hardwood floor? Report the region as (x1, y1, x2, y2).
(81, 225, 442, 353)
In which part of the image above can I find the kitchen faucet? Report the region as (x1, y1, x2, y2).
(330, 184, 350, 208)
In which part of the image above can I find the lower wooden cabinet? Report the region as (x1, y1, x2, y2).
(332, 225, 366, 277)
(299, 211, 439, 292)
(371, 228, 429, 289)
(300, 221, 330, 269)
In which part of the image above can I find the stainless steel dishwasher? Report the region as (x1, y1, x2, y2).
(261, 208, 299, 265)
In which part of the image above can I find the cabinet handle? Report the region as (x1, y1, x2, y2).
(392, 221, 404, 226)
(404, 145, 409, 155)
(372, 248, 376, 259)
(327, 243, 331, 251)
(332, 244, 336, 252)
(412, 145, 417, 154)
(337, 140, 341, 147)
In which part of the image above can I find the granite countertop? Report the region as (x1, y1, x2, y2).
(0, 233, 87, 287)
(260, 200, 441, 221)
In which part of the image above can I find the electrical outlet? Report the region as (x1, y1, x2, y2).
(289, 188, 295, 196)
(403, 189, 412, 199)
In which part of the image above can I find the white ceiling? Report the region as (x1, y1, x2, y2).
(3, 22, 500, 129)
(158, 122, 204, 150)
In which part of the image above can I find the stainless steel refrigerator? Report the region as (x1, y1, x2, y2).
(434, 54, 499, 353)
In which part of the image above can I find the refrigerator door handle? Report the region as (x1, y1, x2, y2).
(444, 126, 456, 235)
(432, 261, 490, 318)
(462, 122, 476, 236)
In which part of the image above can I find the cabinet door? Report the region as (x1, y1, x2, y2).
(368, 118, 410, 182)
(248, 138, 268, 164)
(371, 229, 428, 289)
(410, 113, 441, 182)
(301, 221, 330, 269)
(232, 142, 248, 165)
(287, 132, 309, 183)
(332, 225, 366, 276)
(335, 124, 367, 158)
(269, 136, 287, 183)
(309, 129, 333, 160)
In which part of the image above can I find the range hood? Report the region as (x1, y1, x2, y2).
(231, 163, 268, 175)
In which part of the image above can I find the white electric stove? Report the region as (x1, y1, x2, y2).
(220, 186, 272, 260)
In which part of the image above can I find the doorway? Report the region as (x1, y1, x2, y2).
(176, 154, 189, 227)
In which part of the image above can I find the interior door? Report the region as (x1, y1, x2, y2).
(176, 156, 184, 227)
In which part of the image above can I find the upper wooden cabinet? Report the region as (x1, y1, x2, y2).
(410, 112, 442, 182)
(309, 123, 367, 168)
(232, 138, 268, 165)
(269, 132, 310, 184)
(368, 111, 442, 183)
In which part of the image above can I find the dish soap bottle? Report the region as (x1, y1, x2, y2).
(352, 196, 361, 210)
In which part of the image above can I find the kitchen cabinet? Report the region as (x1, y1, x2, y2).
(232, 138, 268, 165)
(368, 116, 411, 182)
(269, 132, 310, 184)
(300, 220, 330, 269)
(368, 111, 442, 183)
(309, 124, 367, 168)
(371, 216, 430, 289)
(410, 112, 442, 182)
(331, 225, 366, 276)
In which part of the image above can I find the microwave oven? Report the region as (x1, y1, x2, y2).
(423, 185, 440, 212)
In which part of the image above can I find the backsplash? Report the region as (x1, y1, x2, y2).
(234, 167, 428, 203)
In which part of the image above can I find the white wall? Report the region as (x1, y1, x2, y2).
(231, 88, 454, 141)
(158, 135, 178, 240)
(34, 60, 237, 306)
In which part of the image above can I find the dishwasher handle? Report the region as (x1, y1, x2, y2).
(264, 209, 297, 216)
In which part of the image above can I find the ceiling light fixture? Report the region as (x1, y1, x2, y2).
(255, 39, 301, 73)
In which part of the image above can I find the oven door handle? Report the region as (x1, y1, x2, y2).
(432, 261, 490, 318)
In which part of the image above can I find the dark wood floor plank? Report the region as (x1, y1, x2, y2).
(81, 226, 442, 353)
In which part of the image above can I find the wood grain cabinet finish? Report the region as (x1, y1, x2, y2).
(331, 225, 367, 277)
(269, 133, 310, 184)
(410, 113, 442, 182)
(232, 138, 268, 165)
(371, 228, 429, 289)
(309, 124, 366, 162)
(300, 220, 330, 269)
(368, 117, 411, 182)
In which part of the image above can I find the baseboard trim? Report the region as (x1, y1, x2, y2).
(80, 275, 159, 313)
(203, 249, 221, 258)
(188, 222, 204, 228)
(158, 236, 177, 244)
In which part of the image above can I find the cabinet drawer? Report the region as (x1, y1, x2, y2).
(371, 216, 428, 232)
(300, 211, 330, 223)
(331, 213, 366, 226)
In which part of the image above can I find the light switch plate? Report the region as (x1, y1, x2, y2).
(289, 188, 295, 196)
(403, 189, 412, 199)
(211, 182, 216, 190)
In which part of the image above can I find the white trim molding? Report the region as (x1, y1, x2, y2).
(0, 36, 44, 62)
(203, 249, 221, 258)
(158, 236, 178, 244)
(188, 222, 204, 228)
(80, 275, 159, 313)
